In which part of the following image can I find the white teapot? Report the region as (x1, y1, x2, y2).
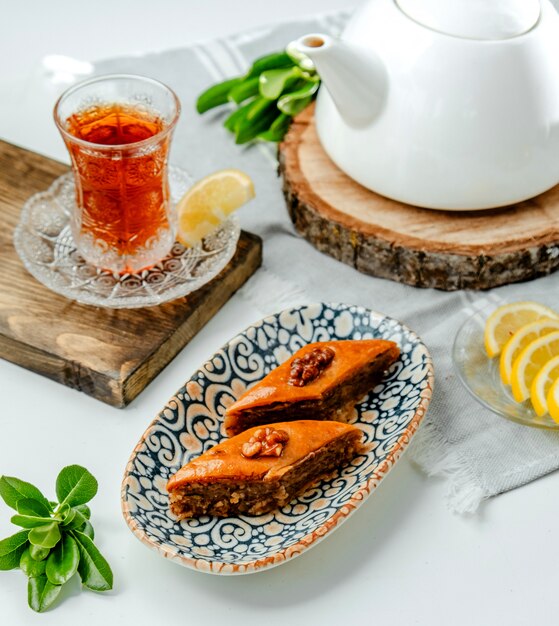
(294, 0, 559, 210)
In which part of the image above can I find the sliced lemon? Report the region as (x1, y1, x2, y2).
(176, 169, 255, 247)
(510, 331, 559, 402)
(484, 301, 559, 358)
(548, 377, 559, 424)
(531, 355, 559, 417)
(499, 318, 559, 385)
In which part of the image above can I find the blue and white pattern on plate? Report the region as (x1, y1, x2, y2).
(122, 303, 434, 575)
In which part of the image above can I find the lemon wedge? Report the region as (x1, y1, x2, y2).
(499, 318, 559, 385)
(548, 377, 559, 423)
(484, 302, 559, 358)
(531, 355, 559, 417)
(176, 169, 255, 247)
(510, 331, 559, 402)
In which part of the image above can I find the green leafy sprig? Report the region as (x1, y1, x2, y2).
(196, 44, 320, 144)
(0, 465, 113, 613)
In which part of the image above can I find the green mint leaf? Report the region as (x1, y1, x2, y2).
(229, 77, 260, 104)
(62, 508, 88, 530)
(278, 80, 319, 116)
(0, 530, 29, 570)
(74, 504, 91, 520)
(61, 507, 76, 527)
(259, 67, 300, 100)
(46, 533, 79, 585)
(57, 503, 71, 517)
(236, 100, 279, 145)
(278, 94, 312, 117)
(30, 544, 50, 561)
(223, 102, 252, 134)
(258, 113, 292, 142)
(56, 465, 98, 508)
(16, 498, 52, 518)
(245, 97, 275, 122)
(20, 547, 47, 577)
(247, 51, 294, 77)
(72, 530, 113, 591)
(29, 522, 61, 549)
(80, 521, 95, 541)
(28, 575, 62, 613)
(197, 77, 243, 114)
(11, 514, 55, 529)
(0, 476, 51, 512)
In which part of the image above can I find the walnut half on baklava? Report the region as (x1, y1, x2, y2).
(224, 339, 400, 436)
(166, 420, 364, 519)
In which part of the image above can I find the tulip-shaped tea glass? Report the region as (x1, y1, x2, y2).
(54, 74, 181, 274)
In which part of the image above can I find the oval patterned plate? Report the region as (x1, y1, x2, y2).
(122, 303, 434, 575)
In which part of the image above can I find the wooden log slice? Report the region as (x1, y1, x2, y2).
(279, 106, 559, 290)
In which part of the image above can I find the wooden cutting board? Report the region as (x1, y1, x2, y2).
(279, 105, 559, 290)
(0, 139, 262, 407)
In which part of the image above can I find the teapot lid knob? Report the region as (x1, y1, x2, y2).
(395, 0, 540, 41)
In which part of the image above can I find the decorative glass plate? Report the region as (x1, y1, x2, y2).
(453, 296, 559, 429)
(13, 167, 240, 309)
(121, 302, 434, 575)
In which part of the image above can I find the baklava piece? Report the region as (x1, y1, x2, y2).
(224, 339, 399, 436)
(167, 420, 363, 519)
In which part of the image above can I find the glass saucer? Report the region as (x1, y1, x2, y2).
(453, 297, 559, 430)
(13, 167, 240, 309)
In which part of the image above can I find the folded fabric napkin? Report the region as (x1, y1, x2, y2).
(61, 11, 559, 513)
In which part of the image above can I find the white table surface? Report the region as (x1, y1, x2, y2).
(2, 1, 559, 624)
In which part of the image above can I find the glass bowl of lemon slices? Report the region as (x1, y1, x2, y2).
(453, 299, 559, 429)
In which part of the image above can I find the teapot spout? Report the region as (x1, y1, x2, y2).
(293, 34, 387, 127)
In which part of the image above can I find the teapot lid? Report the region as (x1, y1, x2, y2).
(395, 0, 540, 40)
